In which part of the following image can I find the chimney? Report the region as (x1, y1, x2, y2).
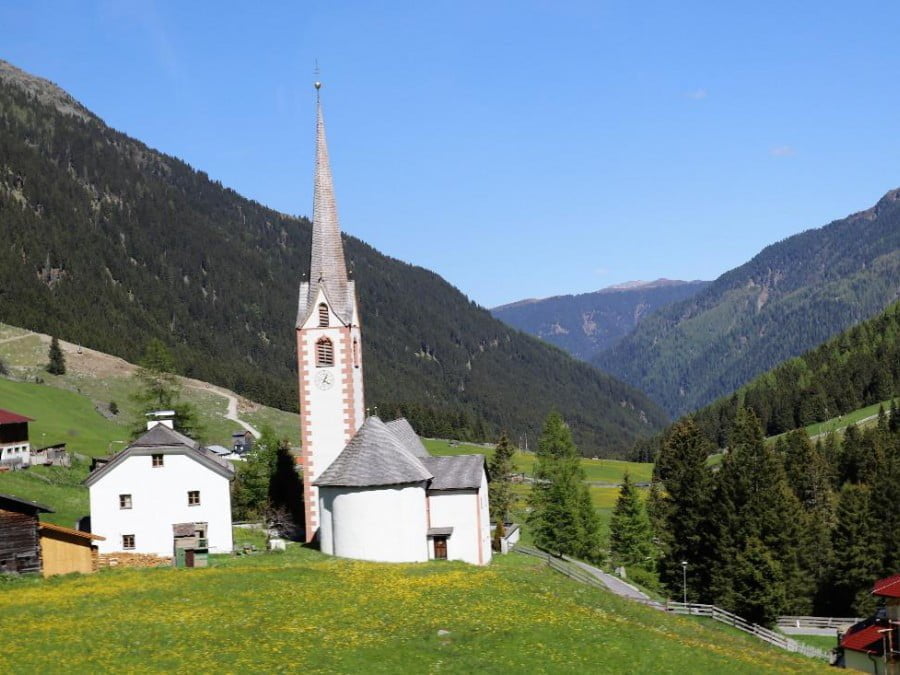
(146, 410, 176, 430)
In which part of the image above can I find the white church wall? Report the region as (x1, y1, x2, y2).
(478, 471, 492, 564)
(90, 453, 233, 556)
(428, 484, 490, 565)
(321, 484, 429, 563)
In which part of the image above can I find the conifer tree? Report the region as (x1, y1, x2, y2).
(654, 418, 714, 599)
(130, 339, 200, 438)
(528, 412, 600, 561)
(711, 408, 810, 614)
(609, 472, 655, 569)
(488, 431, 515, 524)
(46, 335, 66, 375)
(730, 537, 787, 627)
(831, 483, 881, 616)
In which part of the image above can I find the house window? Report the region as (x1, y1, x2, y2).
(316, 338, 334, 367)
(152, 454, 164, 467)
(119, 494, 132, 509)
(188, 490, 200, 506)
(122, 534, 135, 550)
(318, 303, 329, 327)
(434, 536, 448, 560)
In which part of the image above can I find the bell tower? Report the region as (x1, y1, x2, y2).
(296, 82, 365, 543)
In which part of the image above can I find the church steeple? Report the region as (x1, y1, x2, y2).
(305, 82, 351, 323)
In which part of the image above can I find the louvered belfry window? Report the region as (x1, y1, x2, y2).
(318, 303, 329, 327)
(316, 338, 334, 367)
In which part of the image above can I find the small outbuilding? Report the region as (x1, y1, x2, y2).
(0, 409, 33, 469)
(38, 522, 105, 577)
(0, 493, 53, 574)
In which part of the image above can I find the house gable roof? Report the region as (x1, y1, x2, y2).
(874, 574, 900, 598)
(314, 416, 433, 488)
(0, 409, 33, 424)
(422, 455, 485, 490)
(384, 418, 430, 458)
(84, 425, 234, 487)
(841, 623, 889, 654)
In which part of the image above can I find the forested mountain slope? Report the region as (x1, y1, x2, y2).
(689, 300, 900, 446)
(0, 60, 667, 456)
(492, 280, 710, 360)
(595, 192, 900, 416)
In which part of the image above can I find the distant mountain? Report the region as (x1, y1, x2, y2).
(594, 191, 900, 416)
(0, 60, 668, 457)
(492, 280, 710, 360)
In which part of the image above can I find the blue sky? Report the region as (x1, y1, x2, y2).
(4, 2, 900, 307)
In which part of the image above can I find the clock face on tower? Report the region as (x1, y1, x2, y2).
(315, 369, 334, 390)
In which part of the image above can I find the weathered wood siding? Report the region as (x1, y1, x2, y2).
(0, 507, 41, 574)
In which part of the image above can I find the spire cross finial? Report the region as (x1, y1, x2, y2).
(314, 60, 322, 99)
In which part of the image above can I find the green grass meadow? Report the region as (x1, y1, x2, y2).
(0, 545, 826, 673)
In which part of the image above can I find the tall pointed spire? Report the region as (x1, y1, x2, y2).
(308, 82, 350, 318)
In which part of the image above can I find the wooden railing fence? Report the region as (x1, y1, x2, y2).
(515, 546, 832, 662)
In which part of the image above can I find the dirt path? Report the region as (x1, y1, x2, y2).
(182, 379, 262, 440)
(0, 332, 35, 345)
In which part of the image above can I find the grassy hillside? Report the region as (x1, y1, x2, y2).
(0, 546, 825, 673)
(493, 280, 709, 360)
(0, 59, 666, 457)
(595, 191, 900, 417)
(0, 324, 300, 449)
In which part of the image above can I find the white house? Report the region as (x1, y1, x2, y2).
(85, 423, 234, 557)
(296, 83, 492, 565)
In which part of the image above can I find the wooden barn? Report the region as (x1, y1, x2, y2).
(39, 522, 105, 577)
(0, 493, 53, 574)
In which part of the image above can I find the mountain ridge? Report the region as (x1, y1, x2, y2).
(594, 190, 900, 416)
(492, 280, 711, 361)
(0, 59, 667, 457)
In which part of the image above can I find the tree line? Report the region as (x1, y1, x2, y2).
(652, 406, 900, 625)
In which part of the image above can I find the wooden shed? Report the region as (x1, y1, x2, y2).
(39, 522, 105, 577)
(0, 493, 53, 574)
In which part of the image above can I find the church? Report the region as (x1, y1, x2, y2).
(295, 83, 492, 565)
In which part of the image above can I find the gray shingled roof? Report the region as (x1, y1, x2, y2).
(314, 417, 433, 488)
(384, 418, 430, 458)
(84, 424, 234, 487)
(422, 455, 485, 490)
(297, 97, 353, 327)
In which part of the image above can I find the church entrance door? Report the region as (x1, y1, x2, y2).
(434, 536, 448, 560)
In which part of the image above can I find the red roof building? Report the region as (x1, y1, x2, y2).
(0, 409, 33, 425)
(874, 575, 900, 600)
(0, 408, 33, 469)
(839, 575, 900, 672)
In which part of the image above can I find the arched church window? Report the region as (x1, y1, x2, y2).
(318, 303, 329, 327)
(316, 338, 334, 367)
(353, 338, 359, 368)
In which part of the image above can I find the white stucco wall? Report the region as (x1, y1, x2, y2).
(427, 471, 492, 566)
(319, 484, 429, 562)
(89, 453, 233, 556)
(0, 442, 31, 466)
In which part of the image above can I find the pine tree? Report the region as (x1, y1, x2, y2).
(528, 412, 600, 561)
(609, 472, 655, 569)
(46, 336, 66, 375)
(730, 537, 787, 627)
(488, 431, 515, 524)
(711, 408, 810, 614)
(654, 418, 714, 600)
(831, 483, 882, 616)
(130, 339, 200, 438)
